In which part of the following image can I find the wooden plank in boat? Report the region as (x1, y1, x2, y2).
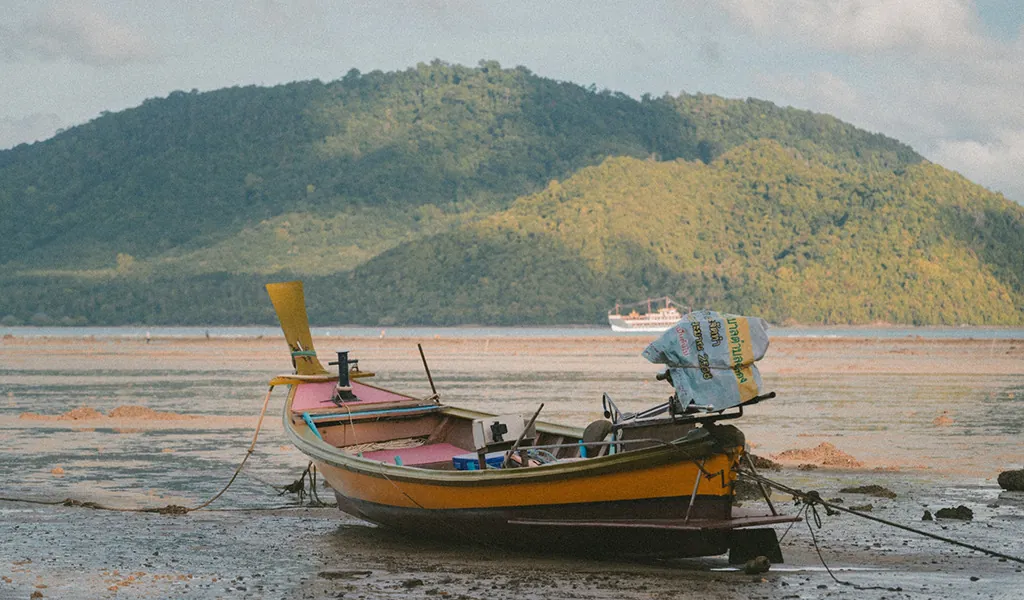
(362, 443, 465, 466)
(303, 403, 441, 422)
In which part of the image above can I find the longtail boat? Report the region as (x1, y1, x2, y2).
(266, 281, 797, 560)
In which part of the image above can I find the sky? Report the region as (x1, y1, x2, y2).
(2, 0, 1023, 204)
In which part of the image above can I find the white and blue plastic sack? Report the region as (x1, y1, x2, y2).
(642, 310, 770, 412)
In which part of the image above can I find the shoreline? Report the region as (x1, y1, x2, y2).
(4, 322, 1024, 342)
(4, 334, 1023, 375)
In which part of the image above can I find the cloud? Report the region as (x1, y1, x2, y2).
(755, 66, 1024, 204)
(758, 71, 862, 115)
(718, 0, 987, 55)
(1, 3, 159, 67)
(0, 113, 64, 150)
(698, 39, 723, 65)
(723, 1, 1024, 203)
(931, 130, 1024, 202)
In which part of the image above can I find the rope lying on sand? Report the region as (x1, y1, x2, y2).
(738, 469, 1024, 566)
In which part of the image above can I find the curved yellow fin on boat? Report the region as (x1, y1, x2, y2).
(265, 280, 327, 375)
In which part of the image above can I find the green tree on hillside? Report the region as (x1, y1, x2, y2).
(7, 62, 1017, 327)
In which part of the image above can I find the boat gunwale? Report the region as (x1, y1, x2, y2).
(282, 385, 728, 488)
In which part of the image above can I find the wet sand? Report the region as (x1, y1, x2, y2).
(1, 334, 1022, 598)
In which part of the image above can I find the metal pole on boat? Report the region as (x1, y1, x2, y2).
(503, 403, 545, 468)
(684, 459, 706, 523)
(743, 452, 778, 516)
(330, 350, 358, 403)
(418, 343, 437, 396)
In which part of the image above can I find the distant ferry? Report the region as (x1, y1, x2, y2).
(608, 297, 684, 332)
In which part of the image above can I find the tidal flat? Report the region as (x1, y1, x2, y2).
(1, 334, 1022, 599)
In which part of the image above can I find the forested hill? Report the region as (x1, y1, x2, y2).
(1, 60, 916, 273)
(325, 142, 1023, 326)
(1, 61, 1020, 326)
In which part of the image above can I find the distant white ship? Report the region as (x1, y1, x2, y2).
(608, 297, 684, 332)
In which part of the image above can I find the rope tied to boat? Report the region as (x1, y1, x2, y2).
(278, 461, 334, 507)
(184, 382, 277, 512)
(738, 469, 1024, 566)
(799, 489, 839, 517)
(788, 499, 902, 592)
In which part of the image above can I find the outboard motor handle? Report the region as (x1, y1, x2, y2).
(602, 392, 624, 423)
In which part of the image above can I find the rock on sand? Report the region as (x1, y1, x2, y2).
(997, 469, 1024, 491)
(934, 505, 974, 520)
(839, 484, 897, 499)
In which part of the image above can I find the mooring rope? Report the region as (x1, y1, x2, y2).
(739, 469, 1024, 565)
(1, 384, 281, 515)
(791, 501, 903, 591)
(277, 461, 336, 507)
(185, 383, 277, 511)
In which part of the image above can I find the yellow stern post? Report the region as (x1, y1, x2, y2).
(265, 280, 328, 375)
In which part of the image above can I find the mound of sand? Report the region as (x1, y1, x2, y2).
(19, 406, 105, 420)
(771, 442, 865, 468)
(19, 405, 197, 421)
(108, 405, 197, 421)
(58, 406, 106, 420)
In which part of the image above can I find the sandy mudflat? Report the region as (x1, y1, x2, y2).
(3, 333, 1023, 373)
(1, 333, 1022, 599)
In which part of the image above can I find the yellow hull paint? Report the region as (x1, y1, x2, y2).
(284, 380, 739, 512)
(316, 452, 736, 510)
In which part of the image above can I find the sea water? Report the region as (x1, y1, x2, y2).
(4, 324, 1024, 339)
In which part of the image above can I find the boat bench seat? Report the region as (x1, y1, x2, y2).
(362, 443, 466, 466)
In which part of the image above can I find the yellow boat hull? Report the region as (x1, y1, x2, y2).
(282, 384, 794, 558)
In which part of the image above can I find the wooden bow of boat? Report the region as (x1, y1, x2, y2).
(267, 281, 796, 561)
